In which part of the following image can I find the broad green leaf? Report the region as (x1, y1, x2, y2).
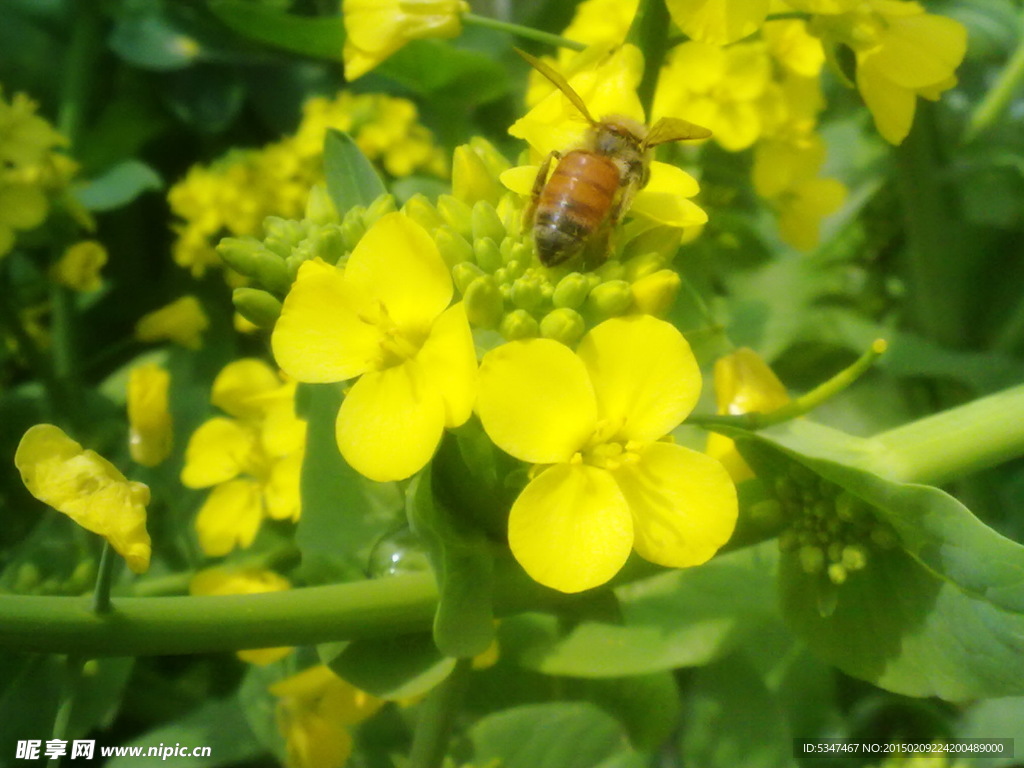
(571, 673, 681, 752)
(407, 469, 496, 658)
(109, 14, 199, 70)
(323, 129, 387, 215)
(209, 0, 343, 58)
(105, 699, 262, 768)
(326, 632, 454, 700)
(469, 702, 641, 768)
(296, 383, 403, 583)
(957, 696, 1024, 767)
(725, 419, 1024, 699)
(73, 160, 163, 211)
(500, 546, 777, 677)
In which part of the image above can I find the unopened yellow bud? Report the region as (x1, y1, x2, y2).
(474, 237, 503, 273)
(586, 280, 633, 320)
(623, 250, 668, 282)
(539, 308, 585, 346)
(453, 143, 504, 206)
(552, 272, 592, 309)
(841, 544, 867, 571)
(403, 193, 445, 232)
(453, 261, 486, 295)
(52, 240, 107, 292)
(436, 194, 474, 240)
(463, 275, 504, 329)
(510, 274, 545, 312)
(471, 200, 507, 244)
(217, 238, 291, 293)
(434, 226, 474, 269)
(500, 309, 539, 340)
(631, 269, 681, 317)
(305, 184, 338, 225)
(233, 287, 283, 329)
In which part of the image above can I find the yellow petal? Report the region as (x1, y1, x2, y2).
(477, 338, 597, 465)
(577, 316, 701, 442)
(345, 212, 452, 334)
(335, 361, 446, 482)
(195, 478, 264, 556)
(272, 259, 382, 383)
(135, 296, 209, 350)
(211, 358, 284, 419)
(613, 442, 737, 567)
(499, 165, 540, 197)
(265, 451, 303, 521)
(51, 240, 107, 292)
(127, 363, 173, 468)
(415, 302, 478, 428)
(863, 12, 967, 90)
(632, 162, 708, 227)
(665, 0, 770, 45)
(15, 424, 152, 573)
(856, 64, 916, 145)
(181, 417, 256, 488)
(260, 394, 308, 458)
(508, 463, 633, 593)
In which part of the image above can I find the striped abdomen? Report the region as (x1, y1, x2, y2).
(534, 150, 620, 266)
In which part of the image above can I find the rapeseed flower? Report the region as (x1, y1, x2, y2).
(181, 359, 306, 556)
(135, 295, 209, 350)
(271, 665, 383, 768)
(476, 315, 737, 593)
(15, 424, 152, 573)
(664, 0, 770, 45)
(51, 240, 107, 292)
(190, 567, 292, 665)
(342, 0, 469, 80)
(127, 363, 173, 467)
(272, 212, 476, 482)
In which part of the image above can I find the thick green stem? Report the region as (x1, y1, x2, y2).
(874, 382, 1024, 486)
(408, 657, 473, 768)
(462, 13, 585, 51)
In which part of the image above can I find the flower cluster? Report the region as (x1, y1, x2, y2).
(168, 91, 447, 277)
(181, 359, 306, 556)
(0, 86, 76, 258)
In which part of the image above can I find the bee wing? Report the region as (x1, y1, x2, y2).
(515, 48, 597, 125)
(643, 117, 712, 147)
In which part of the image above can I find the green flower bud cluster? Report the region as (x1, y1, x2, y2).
(774, 462, 897, 592)
(218, 191, 397, 329)
(401, 190, 686, 347)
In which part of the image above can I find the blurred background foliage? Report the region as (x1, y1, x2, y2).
(1, 0, 1023, 766)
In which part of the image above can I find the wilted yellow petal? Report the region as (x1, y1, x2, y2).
(128, 363, 173, 467)
(335, 361, 446, 482)
(577, 316, 702, 443)
(613, 442, 737, 567)
(477, 338, 597, 465)
(195, 478, 263, 556)
(181, 417, 256, 488)
(15, 424, 152, 573)
(508, 463, 633, 593)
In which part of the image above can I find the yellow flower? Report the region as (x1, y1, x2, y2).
(14, 424, 152, 573)
(763, 4, 825, 77)
(664, 0, 770, 45)
(505, 46, 707, 232)
(811, 0, 967, 144)
(0, 181, 48, 257)
(0, 87, 67, 170)
(342, 0, 470, 80)
(51, 240, 107, 292)
(270, 665, 383, 768)
(181, 359, 306, 556)
(135, 295, 209, 349)
(127, 363, 173, 467)
(562, 0, 639, 47)
(476, 316, 738, 593)
(272, 213, 477, 482)
(190, 567, 293, 665)
(706, 348, 790, 481)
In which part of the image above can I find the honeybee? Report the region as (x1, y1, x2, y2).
(517, 48, 712, 267)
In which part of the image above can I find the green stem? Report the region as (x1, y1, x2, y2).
(626, 0, 671, 117)
(963, 15, 1024, 144)
(462, 13, 585, 51)
(57, 0, 101, 145)
(408, 657, 473, 768)
(92, 541, 116, 614)
(874, 381, 1024, 486)
(50, 655, 85, 767)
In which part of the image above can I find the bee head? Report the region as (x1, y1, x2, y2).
(591, 117, 648, 158)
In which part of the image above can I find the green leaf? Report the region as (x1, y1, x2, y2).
(375, 40, 510, 102)
(407, 469, 496, 658)
(468, 702, 641, 768)
(326, 632, 455, 700)
(323, 129, 387, 214)
(571, 673, 680, 752)
(500, 546, 777, 677)
(73, 160, 163, 211)
(105, 699, 262, 767)
(109, 13, 198, 70)
(295, 383, 403, 582)
(728, 419, 1024, 699)
(209, 0, 344, 59)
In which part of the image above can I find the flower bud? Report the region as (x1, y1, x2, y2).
(311, 226, 346, 265)
(217, 238, 291, 293)
(305, 184, 339, 225)
(474, 236, 503, 273)
(586, 280, 633, 320)
(472, 200, 507, 243)
(623, 250, 668, 282)
(510, 274, 545, 313)
(841, 544, 867, 571)
(437, 194, 474, 240)
(434, 225, 474, 269)
(453, 143, 504, 206)
(403, 193, 445, 232)
(552, 272, 592, 309)
(539, 308, 585, 346)
(264, 216, 308, 246)
(233, 287, 283, 329)
(827, 562, 847, 585)
(340, 209, 367, 251)
(799, 544, 825, 574)
(362, 194, 397, 228)
(631, 269, 681, 317)
(463, 275, 504, 329)
(500, 309, 539, 340)
(453, 261, 486, 295)
(595, 260, 626, 281)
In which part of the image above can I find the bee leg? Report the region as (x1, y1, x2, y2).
(522, 151, 560, 234)
(583, 192, 629, 270)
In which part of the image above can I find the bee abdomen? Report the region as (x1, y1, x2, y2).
(534, 151, 620, 266)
